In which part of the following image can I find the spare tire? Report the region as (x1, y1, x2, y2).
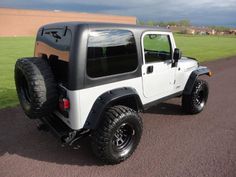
(15, 57, 58, 119)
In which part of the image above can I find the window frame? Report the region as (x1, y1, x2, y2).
(141, 31, 175, 64)
(86, 29, 139, 79)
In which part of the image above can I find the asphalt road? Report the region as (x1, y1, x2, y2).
(0, 57, 236, 177)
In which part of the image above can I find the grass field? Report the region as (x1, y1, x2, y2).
(175, 34, 236, 62)
(0, 37, 35, 109)
(0, 35, 236, 109)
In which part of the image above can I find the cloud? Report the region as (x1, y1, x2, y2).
(0, 0, 236, 26)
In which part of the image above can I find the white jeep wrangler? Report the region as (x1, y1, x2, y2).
(15, 22, 211, 164)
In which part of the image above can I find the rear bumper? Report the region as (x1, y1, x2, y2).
(40, 114, 75, 143)
(39, 114, 90, 145)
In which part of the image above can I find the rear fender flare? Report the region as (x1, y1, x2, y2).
(83, 87, 143, 129)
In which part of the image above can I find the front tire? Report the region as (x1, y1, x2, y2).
(182, 79, 209, 114)
(91, 105, 143, 164)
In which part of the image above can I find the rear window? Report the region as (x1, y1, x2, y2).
(41, 28, 72, 51)
(37, 28, 72, 86)
(87, 30, 138, 78)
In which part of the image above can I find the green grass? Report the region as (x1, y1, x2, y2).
(175, 35, 236, 62)
(0, 35, 236, 109)
(0, 37, 35, 109)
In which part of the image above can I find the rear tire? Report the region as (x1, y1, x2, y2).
(15, 57, 58, 119)
(91, 105, 143, 164)
(182, 79, 209, 114)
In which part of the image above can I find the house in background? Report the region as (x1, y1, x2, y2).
(170, 25, 233, 36)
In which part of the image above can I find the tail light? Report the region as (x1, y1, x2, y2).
(59, 98, 70, 112)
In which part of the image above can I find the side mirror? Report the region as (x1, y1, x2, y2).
(173, 48, 182, 63)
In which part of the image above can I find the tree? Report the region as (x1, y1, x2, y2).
(146, 21, 155, 26)
(178, 19, 191, 27)
(137, 19, 191, 27)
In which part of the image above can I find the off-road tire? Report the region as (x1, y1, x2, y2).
(182, 79, 209, 114)
(91, 105, 143, 164)
(15, 57, 58, 119)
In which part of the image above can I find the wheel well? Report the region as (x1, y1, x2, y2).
(84, 88, 143, 129)
(183, 67, 210, 95)
(110, 96, 143, 112)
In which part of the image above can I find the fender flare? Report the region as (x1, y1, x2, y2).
(183, 67, 211, 95)
(83, 87, 143, 129)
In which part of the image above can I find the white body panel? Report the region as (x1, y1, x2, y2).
(142, 60, 176, 98)
(175, 57, 198, 91)
(61, 77, 143, 130)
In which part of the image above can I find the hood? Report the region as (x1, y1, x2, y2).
(178, 57, 198, 71)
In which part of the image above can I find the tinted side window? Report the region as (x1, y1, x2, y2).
(87, 30, 138, 78)
(143, 34, 172, 63)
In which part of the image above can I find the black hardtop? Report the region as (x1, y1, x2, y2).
(37, 22, 172, 91)
(40, 21, 171, 33)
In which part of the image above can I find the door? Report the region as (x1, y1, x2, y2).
(142, 32, 176, 98)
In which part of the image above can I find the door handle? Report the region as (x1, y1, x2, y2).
(147, 66, 153, 74)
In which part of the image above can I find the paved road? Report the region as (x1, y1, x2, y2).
(0, 57, 236, 177)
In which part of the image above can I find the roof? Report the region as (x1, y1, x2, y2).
(41, 22, 171, 33)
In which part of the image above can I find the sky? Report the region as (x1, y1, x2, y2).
(0, 0, 236, 27)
